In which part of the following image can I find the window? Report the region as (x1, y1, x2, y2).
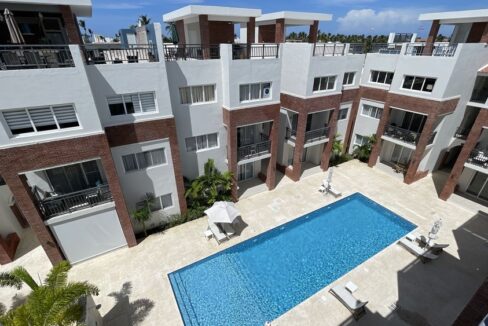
(338, 108, 349, 120)
(402, 76, 436, 93)
(3, 104, 79, 136)
(239, 82, 271, 102)
(313, 76, 336, 92)
(179, 85, 215, 104)
(370, 70, 394, 85)
(361, 104, 383, 119)
(122, 148, 166, 172)
(107, 92, 156, 116)
(354, 134, 369, 146)
(185, 133, 218, 152)
(343, 72, 355, 86)
(137, 193, 173, 211)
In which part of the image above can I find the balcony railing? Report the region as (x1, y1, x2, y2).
(287, 127, 330, 143)
(232, 44, 279, 60)
(404, 43, 457, 57)
(0, 45, 74, 70)
(348, 43, 365, 54)
(313, 43, 346, 56)
(38, 184, 113, 219)
(384, 125, 420, 145)
(369, 43, 402, 54)
(467, 148, 488, 168)
(454, 126, 470, 140)
(237, 140, 271, 161)
(163, 44, 220, 61)
(83, 44, 158, 65)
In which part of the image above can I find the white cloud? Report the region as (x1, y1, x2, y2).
(337, 8, 422, 34)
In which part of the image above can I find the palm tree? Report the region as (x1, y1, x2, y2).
(138, 15, 151, 26)
(132, 193, 155, 237)
(353, 134, 376, 163)
(0, 261, 99, 325)
(185, 159, 233, 208)
(78, 19, 87, 37)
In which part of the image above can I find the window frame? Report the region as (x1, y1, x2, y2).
(360, 104, 383, 120)
(369, 70, 394, 85)
(2, 104, 81, 137)
(338, 108, 349, 120)
(239, 82, 272, 103)
(342, 72, 356, 86)
(179, 84, 216, 105)
(185, 132, 219, 153)
(137, 193, 174, 212)
(106, 92, 157, 117)
(121, 148, 167, 173)
(313, 75, 337, 93)
(354, 134, 369, 146)
(401, 75, 436, 93)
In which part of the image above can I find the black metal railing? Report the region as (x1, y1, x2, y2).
(237, 140, 271, 161)
(38, 184, 113, 219)
(370, 43, 402, 54)
(286, 127, 330, 143)
(313, 43, 346, 56)
(163, 44, 220, 60)
(454, 126, 470, 140)
(83, 44, 158, 64)
(384, 125, 420, 144)
(0, 45, 74, 70)
(470, 91, 488, 104)
(232, 44, 279, 60)
(348, 43, 365, 54)
(404, 43, 457, 57)
(467, 148, 488, 168)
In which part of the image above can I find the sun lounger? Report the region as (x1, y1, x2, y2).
(398, 238, 439, 263)
(208, 222, 227, 244)
(405, 232, 449, 254)
(329, 282, 368, 320)
(320, 181, 342, 197)
(221, 223, 235, 238)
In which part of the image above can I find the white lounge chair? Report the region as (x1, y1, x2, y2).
(329, 282, 368, 320)
(319, 181, 342, 197)
(221, 223, 235, 238)
(405, 232, 449, 254)
(208, 222, 227, 244)
(398, 238, 439, 263)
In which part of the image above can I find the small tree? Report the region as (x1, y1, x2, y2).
(132, 193, 155, 237)
(78, 19, 87, 36)
(353, 134, 377, 163)
(138, 15, 151, 26)
(0, 261, 99, 325)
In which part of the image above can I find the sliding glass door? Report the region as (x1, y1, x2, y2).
(46, 160, 104, 194)
(238, 163, 254, 181)
(466, 172, 488, 201)
(390, 144, 412, 166)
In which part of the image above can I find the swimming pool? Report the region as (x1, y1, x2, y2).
(168, 193, 415, 326)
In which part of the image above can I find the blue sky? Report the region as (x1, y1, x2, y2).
(84, 0, 488, 38)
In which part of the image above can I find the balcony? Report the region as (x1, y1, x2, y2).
(369, 43, 402, 54)
(470, 76, 488, 105)
(82, 44, 158, 65)
(313, 43, 346, 56)
(237, 140, 271, 161)
(384, 125, 420, 145)
(37, 184, 113, 220)
(287, 127, 330, 144)
(404, 43, 457, 57)
(0, 45, 74, 70)
(232, 43, 279, 60)
(467, 149, 488, 169)
(163, 44, 220, 61)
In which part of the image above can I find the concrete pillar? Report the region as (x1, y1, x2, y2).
(290, 113, 308, 181)
(440, 110, 488, 200)
(343, 97, 361, 153)
(247, 17, 256, 43)
(59, 5, 82, 44)
(321, 108, 339, 171)
(175, 20, 186, 44)
(266, 119, 279, 190)
(275, 19, 285, 43)
(368, 105, 392, 167)
(308, 20, 319, 43)
(3, 173, 64, 265)
(404, 113, 437, 184)
(199, 15, 210, 59)
(479, 22, 488, 43)
(423, 20, 440, 55)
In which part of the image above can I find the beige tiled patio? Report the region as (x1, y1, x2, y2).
(1, 160, 487, 325)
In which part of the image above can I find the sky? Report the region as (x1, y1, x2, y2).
(83, 0, 488, 38)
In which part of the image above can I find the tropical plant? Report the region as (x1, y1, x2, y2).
(138, 15, 151, 26)
(185, 159, 233, 209)
(0, 261, 99, 325)
(78, 19, 87, 36)
(353, 134, 377, 163)
(132, 193, 155, 237)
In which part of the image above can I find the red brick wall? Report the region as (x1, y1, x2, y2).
(467, 22, 488, 43)
(482, 23, 488, 43)
(258, 24, 276, 43)
(199, 15, 210, 45)
(105, 119, 187, 213)
(59, 5, 82, 44)
(275, 19, 285, 43)
(175, 20, 186, 44)
(308, 21, 319, 43)
(247, 18, 255, 43)
(208, 21, 234, 44)
(440, 109, 488, 200)
(223, 104, 280, 199)
(0, 134, 136, 264)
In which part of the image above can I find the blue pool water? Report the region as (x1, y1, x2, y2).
(168, 193, 415, 326)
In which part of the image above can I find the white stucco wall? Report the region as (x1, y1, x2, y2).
(110, 138, 180, 233)
(0, 186, 23, 238)
(348, 99, 383, 153)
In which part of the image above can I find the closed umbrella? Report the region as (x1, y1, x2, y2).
(326, 167, 334, 185)
(4, 9, 25, 44)
(205, 201, 240, 224)
(428, 218, 442, 245)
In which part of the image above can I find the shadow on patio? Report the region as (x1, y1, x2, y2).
(337, 211, 488, 325)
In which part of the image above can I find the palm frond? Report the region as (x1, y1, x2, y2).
(45, 261, 71, 289)
(10, 267, 38, 290)
(0, 272, 23, 290)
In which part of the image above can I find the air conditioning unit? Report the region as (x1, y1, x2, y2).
(263, 86, 271, 97)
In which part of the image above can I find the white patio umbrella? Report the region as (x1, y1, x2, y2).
(326, 167, 334, 185)
(4, 9, 25, 44)
(428, 218, 442, 245)
(205, 201, 240, 224)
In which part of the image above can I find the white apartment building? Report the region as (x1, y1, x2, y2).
(0, 2, 487, 265)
